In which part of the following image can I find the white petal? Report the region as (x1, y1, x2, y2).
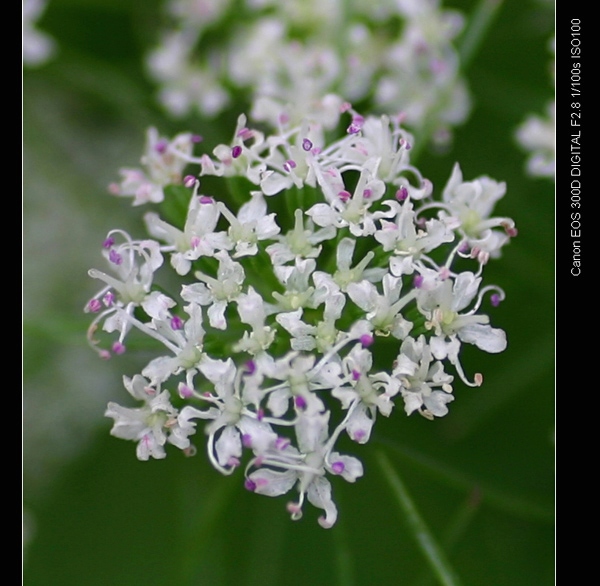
(248, 468, 297, 497)
(458, 324, 507, 353)
(215, 425, 242, 467)
(307, 477, 337, 529)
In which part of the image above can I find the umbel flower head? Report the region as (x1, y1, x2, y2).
(87, 96, 515, 527)
(146, 0, 470, 145)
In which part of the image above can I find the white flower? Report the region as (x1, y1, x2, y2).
(376, 200, 455, 276)
(217, 193, 280, 257)
(185, 357, 278, 473)
(110, 128, 197, 205)
(393, 336, 454, 419)
(307, 162, 389, 237)
(313, 236, 386, 292)
(105, 375, 178, 460)
(272, 258, 324, 311)
(332, 344, 401, 443)
(245, 412, 363, 528)
(90, 97, 513, 528)
(85, 231, 164, 356)
(233, 286, 276, 355)
(441, 163, 516, 261)
(141, 302, 206, 386)
(516, 102, 555, 178)
(145, 191, 231, 275)
(181, 251, 245, 330)
(347, 274, 414, 339)
(276, 290, 345, 353)
(266, 209, 335, 266)
(416, 271, 506, 386)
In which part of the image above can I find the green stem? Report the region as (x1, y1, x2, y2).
(375, 450, 464, 586)
(458, 0, 505, 72)
(415, 488, 482, 586)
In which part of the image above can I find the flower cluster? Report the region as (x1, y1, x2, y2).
(515, 36, 555, 179)
(147, 0, 469, 144)
(87, 99, 515, 527)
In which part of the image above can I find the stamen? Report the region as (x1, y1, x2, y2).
(87, 299, 102, 313)
(112, 342, 126, 355)
(170, 315, 184, 330)
(395, 186, 409, 201)
(183, 175, 197, 188)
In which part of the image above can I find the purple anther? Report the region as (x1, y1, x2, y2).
(363, 188, 372, 199)
(170, 315, 184, 330)
(199, 195, 214, 204)
(283, 160, 297, 172)
(112, 342, 126, 355)
(99, 350, 111, 360)
(183, 175, 197, 188)
(244, 478, 257, 492)
(179, 384, 194, 399)
(102, 237, 115, 249)
(294, 396, 307, 410)
(490, 293, 501, 307)
(231, 145, 243, 158)
(359, 333, 374, 348)
(347, 114, 364, 134)
(351, 369, 361, 381)
(244, 359, 256, 375)
(302, 138, 313, 151)
(340, 102, 352, 113)
(87, 299, 102, 313)
(331, 461, 345, 475)
(103, 292, 115, 307)
(242, 434, 253, 448)
(108, 249, 123, 265)
(395, 186, 409, 201)
(458, 241, 470, 254)
(192, 134, 203, 143)
(338, 190, 351, 203)
(155, 139, 168, 154)
(257, 408, 264, 421)
(413, 274, 424, 289)
(190, 236, 201, 249)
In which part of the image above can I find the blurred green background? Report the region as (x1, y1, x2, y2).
(23, 1, 554, 584)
